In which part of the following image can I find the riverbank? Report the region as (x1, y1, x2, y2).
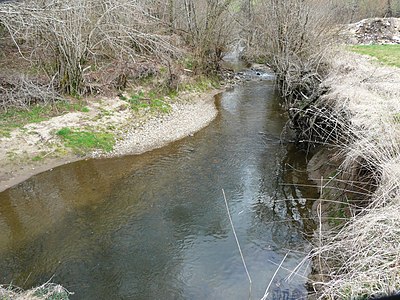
(307, 48, 400, 298)
(0, 89, 220, 192)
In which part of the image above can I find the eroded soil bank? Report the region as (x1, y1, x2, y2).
(0, 90, 220, 192)
(305, 47, 400, 298)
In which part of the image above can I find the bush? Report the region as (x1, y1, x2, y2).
(0, 0, 180, 96)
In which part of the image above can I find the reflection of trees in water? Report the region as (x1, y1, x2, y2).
(256, 142, 319, 237)
(279, 143, 319, 235)
(271, 287, 307, 300)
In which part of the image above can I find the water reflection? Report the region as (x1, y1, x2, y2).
(0, 80, 317, 299)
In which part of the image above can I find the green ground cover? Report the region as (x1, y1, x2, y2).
(0, 101, 89, 137)
(56, 127, 114, 154)
(350, 44, 400, 68)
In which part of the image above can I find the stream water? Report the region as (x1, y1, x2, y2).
(0, 79, 318, 299)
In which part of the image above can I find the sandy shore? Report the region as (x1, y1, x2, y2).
(0, 89, 220, 192)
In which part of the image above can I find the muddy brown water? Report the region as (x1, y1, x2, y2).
(0, 80, 318, 299)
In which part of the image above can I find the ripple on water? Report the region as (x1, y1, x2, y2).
(0, 80, 317, 299)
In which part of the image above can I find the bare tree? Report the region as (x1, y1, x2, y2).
(248, 0, 343, 103)
(240, 0, 348, 144)
(164, 0, 236, 74)
(0, 0, 180, 95)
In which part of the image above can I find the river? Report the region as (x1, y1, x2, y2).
(0, 79, 318, 299)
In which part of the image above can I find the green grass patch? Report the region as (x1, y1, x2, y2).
(393, 113, 400, 123)
(0, 101, 89, 137)
(32, 155, 44, 162)
(0, 105, 53, 137)
(56, 127, 114, 154)
(180, 76, 220, 93)
(54, 100, 89, 113)
(119, 76, 219, 115)
(121, 91, 171, 113)
(183, 57, 194, 70)
(350, 44, 400, 68)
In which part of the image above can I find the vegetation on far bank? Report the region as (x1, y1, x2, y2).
(0, 75, 219, 158)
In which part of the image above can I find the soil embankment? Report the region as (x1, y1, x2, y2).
(0, 90, 219, 192)
(307, 20, 400, 298)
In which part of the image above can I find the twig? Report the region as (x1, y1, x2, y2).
(222, 189, 252, 299)
(260, 252, 289, 300)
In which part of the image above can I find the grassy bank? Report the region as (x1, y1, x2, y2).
(0, 75, 219, 157)
(306, 49, 400, 299)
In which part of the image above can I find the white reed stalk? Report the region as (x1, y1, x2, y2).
(222, 189, 252, 299)
(261, 252, 289, 300)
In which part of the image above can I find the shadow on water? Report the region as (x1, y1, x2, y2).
(0, 80, 318, 299)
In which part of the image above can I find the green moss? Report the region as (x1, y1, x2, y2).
(327, 202, 348, 227)
(32, 155, 44, 161)
(56, 127, 115, 154)
(350, 44, 400, 68)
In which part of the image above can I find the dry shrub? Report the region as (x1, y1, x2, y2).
(0, 0, 181, 96)
(347, 0, 400, 20)
(166, 0, 237, 75)
(245, 0, 347, 137)
(83, 61, 161, 94)
(0, 75, 59, 111)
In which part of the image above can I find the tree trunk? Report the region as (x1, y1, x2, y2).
(168, 0, 174, 32)
(386, 0, 393, 17)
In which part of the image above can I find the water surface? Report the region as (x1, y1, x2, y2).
(0, 80, 318, 299)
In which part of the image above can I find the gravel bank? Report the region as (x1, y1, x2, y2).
(0, 90, 220, 192)
(106, 91, 219, 157)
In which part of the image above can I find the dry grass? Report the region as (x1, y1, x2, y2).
(307, 50, 400, 299)
(311, 199, 400, 299)
(0, 283, 71, 300)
